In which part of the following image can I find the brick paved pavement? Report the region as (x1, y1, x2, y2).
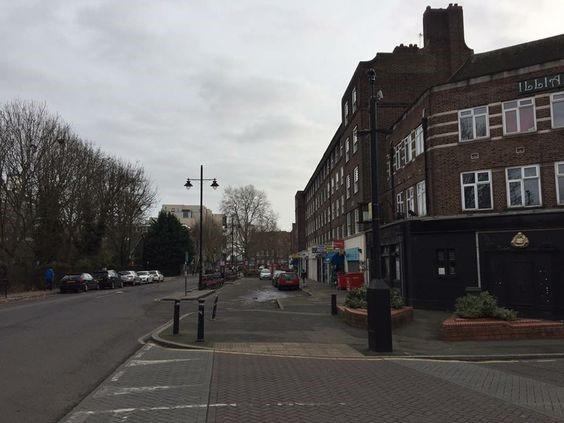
(64, 344, 564, 422)
(208, 352, 564, 423)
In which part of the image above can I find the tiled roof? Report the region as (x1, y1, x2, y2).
(450, 34, 564, 82)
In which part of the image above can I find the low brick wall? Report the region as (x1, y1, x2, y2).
(337, 306, 414, 329)
(440, 316, 564, 341)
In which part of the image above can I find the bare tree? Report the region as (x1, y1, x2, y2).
(220, 185, 278, 265)
(0, 100, 156, 289)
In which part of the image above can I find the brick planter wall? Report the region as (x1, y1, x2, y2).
(337, 306, 414, 329)
(440, 316, 564, 341)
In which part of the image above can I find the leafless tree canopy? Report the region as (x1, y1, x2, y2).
(220, 185, 278, 262)
(0, 100, 156, 288)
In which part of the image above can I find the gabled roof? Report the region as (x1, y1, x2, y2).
(449, 34, 564, 82)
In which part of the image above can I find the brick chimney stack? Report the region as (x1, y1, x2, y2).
(423, 4, 473, 75)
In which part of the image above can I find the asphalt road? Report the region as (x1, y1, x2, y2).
(0, 276, 195, 423)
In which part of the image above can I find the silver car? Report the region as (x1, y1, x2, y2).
(137, 271, 153, 284)
(118, 270, 141, 286)
(148, 270, 164, 283)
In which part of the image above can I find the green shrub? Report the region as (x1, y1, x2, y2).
(344, 287, 405, 310)
(390, 288, 405, 309)
(455, 291, 517, 321)
(344, 287, 367, 309)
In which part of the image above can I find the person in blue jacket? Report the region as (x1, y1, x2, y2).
(44, 267, 54, 290)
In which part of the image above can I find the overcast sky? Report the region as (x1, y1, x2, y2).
(0, 0, 561, 230)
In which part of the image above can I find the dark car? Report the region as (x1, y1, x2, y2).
(58, 273, 98, 293)
(91, 270, 123, 289)
(277, 272, 300, 290)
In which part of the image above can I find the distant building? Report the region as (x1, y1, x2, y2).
(161, 204, 223, 229)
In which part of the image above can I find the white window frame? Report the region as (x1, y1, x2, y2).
(551, 92, 564, 129)
(340, 167, 344, 186)
(400, 141, 406, 167)
(458, 106, 489, 142)
(403, 136, 411, 163)
(352, 87, 357, 113)
(506, 165, 542, 208)
(502, 98, 536, 135)
(416, 180, 427, 216)
(346, 174, 351, 199)
(556, 162, 564, 205)
(396, 191, 404, 216)
(460, 170, 493, 211)
(353, 166, 359, 194)
(406, 187, 415, 215)
(345, 138, 350, 162)
(344, 101, 349, 125)
(352, 126, 358, 154)
(415, 125, 424, 156)
(354, 209, 360, 233)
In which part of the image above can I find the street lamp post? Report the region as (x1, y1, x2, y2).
(184, 165, 219, 290)
(366, 68, 393, 352)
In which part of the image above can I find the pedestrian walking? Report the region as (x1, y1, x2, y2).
(300, 268, 307, 288)
(44, 267, 54, 291)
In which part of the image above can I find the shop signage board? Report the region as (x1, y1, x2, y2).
(518, 73, 563, 95)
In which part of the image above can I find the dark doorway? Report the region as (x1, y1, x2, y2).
(483, 250, 556, 318)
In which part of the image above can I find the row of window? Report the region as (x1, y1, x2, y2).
(306, 166, 362, 236)
(461, 163, 564, 211)
(343, 86, 358, 126)
(306, 165, 360, 220)
(395, 181, 427, 217)
(459, 92, 564, 142)
(305, 123, 359, 209)
(390, 92, 564, 175)
(393, 125, 424, 171)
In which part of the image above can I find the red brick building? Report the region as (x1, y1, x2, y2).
(382, 33, 564, 316)
(293, 4, 564, 317)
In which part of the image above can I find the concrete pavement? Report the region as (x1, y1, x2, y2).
(153, 276, 564, 360)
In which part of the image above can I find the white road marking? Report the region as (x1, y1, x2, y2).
(110, 371, 124, 382)
(126, 358, 203, 367)
(65, 401, 348, 420)
(101, 384, 205, 396)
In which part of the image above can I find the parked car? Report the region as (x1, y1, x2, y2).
(137, 271, 153, 284)
(58, 273, 98, 293)
(91, 269, 123, 289)
(148, 270, 164, 283)
(118, 270, 140, 286)
(259, 268, 272, 280)
(277, 272, 300, 290)
(272, 270, 284, 287)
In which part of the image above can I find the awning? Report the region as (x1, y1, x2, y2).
(325, 251, 344, 264)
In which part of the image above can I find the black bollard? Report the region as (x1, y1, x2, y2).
(367, 279, 393, 352)
(173, 300, 180, 335)
(197, 299, 205, 342)
(331, 293, 337, 315)
(212, 296, 219, 320)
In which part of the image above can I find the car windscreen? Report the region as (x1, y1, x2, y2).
(283, 273, 297, 280)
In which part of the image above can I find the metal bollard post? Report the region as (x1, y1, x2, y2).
(197, 299, 205, 342)
(331, 293, 337, 315)
(212, 296, 219, 320)
(173, 300, 180, 335)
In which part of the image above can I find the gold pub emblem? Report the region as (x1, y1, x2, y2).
(510, 232, 529, 248)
